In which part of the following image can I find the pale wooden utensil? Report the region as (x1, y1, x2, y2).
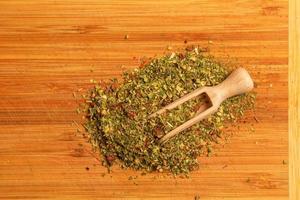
(149, 67, 254, 144)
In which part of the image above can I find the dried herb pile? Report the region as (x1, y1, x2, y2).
(82, 47, 255, 175)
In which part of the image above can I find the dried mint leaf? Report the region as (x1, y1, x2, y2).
(81, 47, 256, 175)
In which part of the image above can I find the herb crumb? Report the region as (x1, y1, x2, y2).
(282, 160, 287, 165)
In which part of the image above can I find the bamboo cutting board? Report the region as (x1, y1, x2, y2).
(0, 0, 288, 199)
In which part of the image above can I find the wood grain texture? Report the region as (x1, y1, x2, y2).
(0, 0, 288, 199)
(289, 0, 300, 199)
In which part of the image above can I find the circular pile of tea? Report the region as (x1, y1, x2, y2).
(83, 47, 255, 175)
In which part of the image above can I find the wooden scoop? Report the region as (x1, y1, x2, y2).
(149, 67, 254, 144)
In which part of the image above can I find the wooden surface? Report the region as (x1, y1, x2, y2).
(0, 0, 288, 199)
(289, 0, 300, 199)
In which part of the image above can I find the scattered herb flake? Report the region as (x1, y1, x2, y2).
(80, 46, 256, 175)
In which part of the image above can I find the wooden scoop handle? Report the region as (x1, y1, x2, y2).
(159, 67, 254, 144)
(213, 67, 254, 101)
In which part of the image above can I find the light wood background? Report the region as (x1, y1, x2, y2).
(0, 0, 288, 199)
(289, 0, 300, 199)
